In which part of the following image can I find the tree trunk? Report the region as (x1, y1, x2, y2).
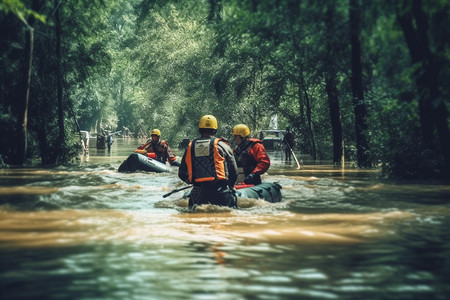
(325, 2, 344, 166)
(208, 0, 222, 22)
(300, 76, 316, 160)
(18, 26, 34, 165)
(209, 0, 225, 57)
(349, 0, 371, 167)
(55, 2, 65, 156)
(326, 77, 343, 165)
(305, 91, 316, 161)
(396, 0, 450, 175)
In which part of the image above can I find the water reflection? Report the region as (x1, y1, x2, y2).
(0, 206, 417, 248)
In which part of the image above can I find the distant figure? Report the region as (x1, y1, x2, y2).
(135, 129, 178, 166)
(232, 124, 270, 185)
(95, 128, 105, 149)
(106, 131, 114, 151)
(80, 131, 89, 155)
(122, 126, 131, 138)
(283, 127, 295, 162)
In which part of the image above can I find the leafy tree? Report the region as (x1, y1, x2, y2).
(1, 0, 448, 179)
(395, 0, 450, 177)
(324, 1, 344, 165)
(0, 0, 45, 164)
(349, 0, 372, 167)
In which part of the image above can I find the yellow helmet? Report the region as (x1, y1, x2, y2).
(151, 129, 161, 136)
(198, 115, 218, 130)
(232, 124, 250, 137)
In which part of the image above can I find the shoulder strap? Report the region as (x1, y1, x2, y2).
(236, 139, 255, 155)
(151, 141, 161, 153)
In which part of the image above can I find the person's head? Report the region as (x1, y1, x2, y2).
(151, 129, 161, 142)
(232, 124, 250, 145)
(198, 115, 218, 137)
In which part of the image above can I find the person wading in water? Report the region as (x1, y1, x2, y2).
(232, 124, 270, 185)
(178, 115, 238, 209)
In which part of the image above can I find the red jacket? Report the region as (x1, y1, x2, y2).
(234, 138, 270, 176)
(247, 139, 270, 174)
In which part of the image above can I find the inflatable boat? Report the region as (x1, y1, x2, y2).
(182, 182, 282, 203)
(118, 153, 171, 173)
(235, 182, 282, 203)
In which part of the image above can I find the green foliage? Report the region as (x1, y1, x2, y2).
(0, 0, 448, 178)
(0, 109, 18, 164)
(0, 0, 46, 25)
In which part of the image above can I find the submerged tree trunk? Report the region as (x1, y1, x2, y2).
(349, 0, 371, 167)
(396, 0, 450, 176)
(325, 2, 344, 166)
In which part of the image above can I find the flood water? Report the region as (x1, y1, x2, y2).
(1, 138, 449, 300)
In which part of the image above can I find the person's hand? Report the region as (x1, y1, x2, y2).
(244, 173, 256, 184)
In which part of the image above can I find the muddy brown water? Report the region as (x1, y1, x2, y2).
(1, 138, 449, 300)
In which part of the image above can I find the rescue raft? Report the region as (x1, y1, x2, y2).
(118, 153, 171, 173)
(235, 182, 282, 203)
(182, 182, 282, 204)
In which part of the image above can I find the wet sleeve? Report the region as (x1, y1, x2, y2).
(136, 141, 151, 150)
(165, 142, 176, 163)
(178, 150, 190, 183)
(219, 141, 238, 187)
(249, 143, 270, 175)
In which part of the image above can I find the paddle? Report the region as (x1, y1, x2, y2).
(285, 141, 302, 169)
(162, 185, 192, 198)
(163, 183, 253, 198)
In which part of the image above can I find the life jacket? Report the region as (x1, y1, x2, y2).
(234, 138, 260, 180)
(145, 140, 167, 163)
(185, 137, 227, 184)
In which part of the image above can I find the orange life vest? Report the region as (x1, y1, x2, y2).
(146, 140, 167, 154)
(185, 137, 227, 184)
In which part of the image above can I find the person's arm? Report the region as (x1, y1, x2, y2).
(249, 143, 270, 175)
(136, 140, 151, 151)
(219, 141, 238, 187)
(165, 142, 177, 164)
(178, 150, 190, 183)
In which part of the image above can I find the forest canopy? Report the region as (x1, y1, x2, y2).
(0, 0, 449, 179)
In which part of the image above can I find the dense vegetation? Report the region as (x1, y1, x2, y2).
(0, 0, 449, 179)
